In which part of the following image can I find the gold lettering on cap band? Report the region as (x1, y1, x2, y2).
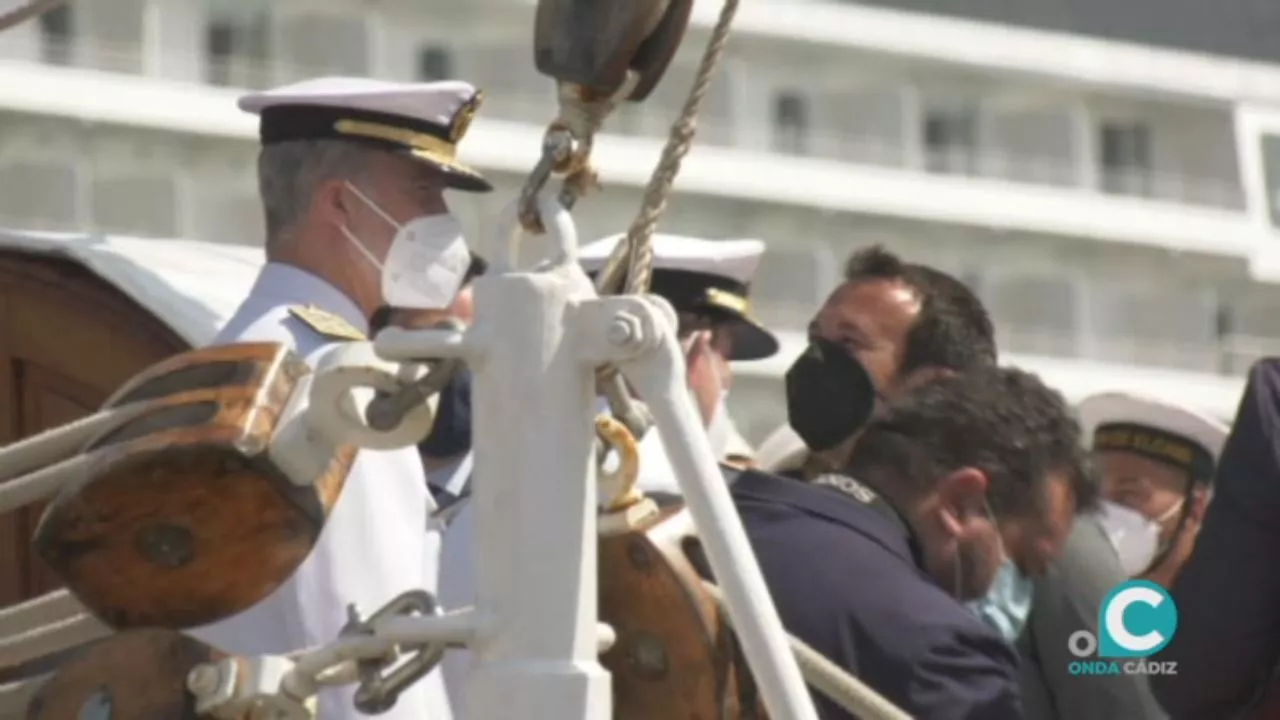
(1094, 428, 1196, 468)
(705, 287, 751, 315)
(333, 119, 457, 159)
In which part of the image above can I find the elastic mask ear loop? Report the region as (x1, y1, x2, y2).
(339, 182, 399, 272)
(1156, 498, 1185, 525)
(950, 505, 972, 598)
(340, 224, 385, 270)
(953, 548, 964, 599)
(984, 501, 1010, 563)
(345, 182, 402, 231)
(1147, 491, 1192, 569)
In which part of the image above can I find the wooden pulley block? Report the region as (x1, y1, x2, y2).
(533, 0, 694, 101)
(599, 497, 764, 719)
(33, 343, 355, 630)
(25, 628, 233, 720)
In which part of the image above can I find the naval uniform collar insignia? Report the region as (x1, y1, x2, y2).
(812, 472, 928, 569)
(288, 304, 366, 341)
(813, 473, 879, 505)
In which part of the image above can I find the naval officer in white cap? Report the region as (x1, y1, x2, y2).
(435, 233, 778, 712)
(189, 76, 492, 720)
(579, 233, 779, 478)
(1080, 392, 1228, 587)
(1017, 393, 1226, 719)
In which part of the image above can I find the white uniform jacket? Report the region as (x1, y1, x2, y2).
(187, 262, 452, 720)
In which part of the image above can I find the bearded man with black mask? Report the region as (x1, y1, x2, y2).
(706, 366, 1084, 719)
(759, 246, 996, 477)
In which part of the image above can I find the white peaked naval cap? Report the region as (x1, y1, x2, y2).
(238, 76, 491, 192)
(577, 234, 780, 361)
(1079, 391, 1229, 484)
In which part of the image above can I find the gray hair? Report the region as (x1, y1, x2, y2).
(256, 139, 373, 251)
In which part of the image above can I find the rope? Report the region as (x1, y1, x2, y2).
(701, 581, 913, 720)
(584, 0, 742, 442)
(595, 0, 742, 297)
(0, 0, 70, 33)
(553, 85, 618, 211)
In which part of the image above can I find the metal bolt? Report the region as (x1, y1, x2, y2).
(136, 522, 195, 568)
(626, 540, 652, 571)
(607, 314, 642, 347)
(187, 665, 219, 696)
(627, 632, 669, 680)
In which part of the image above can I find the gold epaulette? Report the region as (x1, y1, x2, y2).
(288, 305, 366, 341)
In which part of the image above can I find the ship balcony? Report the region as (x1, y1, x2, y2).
(0, 25, 1249, 217)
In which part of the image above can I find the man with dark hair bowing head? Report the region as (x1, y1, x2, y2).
(713, 366, 1084, 719)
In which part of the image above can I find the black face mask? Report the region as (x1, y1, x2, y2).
(785, 336, 878, 452)
(419, 368, 473, 458)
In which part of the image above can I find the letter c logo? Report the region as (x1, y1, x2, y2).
(1099, 580, 1178, 658)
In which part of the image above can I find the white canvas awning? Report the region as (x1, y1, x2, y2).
(0, 230, 266, 711)
(0, 229, 263, 347)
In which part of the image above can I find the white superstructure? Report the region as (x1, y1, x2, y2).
(0, 0, 1277, 432)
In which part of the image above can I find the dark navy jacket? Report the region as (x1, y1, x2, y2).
(728, 470, 1024, 720)
(1152, 359, 1280, 718)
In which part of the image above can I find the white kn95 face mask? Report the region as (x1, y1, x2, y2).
(340, 182, 471, 310)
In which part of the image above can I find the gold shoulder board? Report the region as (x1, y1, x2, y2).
(288, 305, 366, 341)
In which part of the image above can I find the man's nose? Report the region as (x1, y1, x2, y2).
(1109, 475, 1151, 502)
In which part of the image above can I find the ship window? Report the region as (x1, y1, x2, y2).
(752, 246, 822, 328)
(39, 5, 73, 66)
(0, 160, 80, 230)
(1099, 121, 1152, 197)
(1260, 134, 1280, 230)
(1087, 281, 1218, 373)
(923, 106, 977, 175)
(203, 2, 270, 87)
(985, 275, 1076, 358)
(772, 90, 809, 154)
(416, 45, 454, 81)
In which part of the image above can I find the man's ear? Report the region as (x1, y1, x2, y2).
(1189, 485, 1213, 522)
(936, 467, 989, 528)
(313, 177, 353, 228)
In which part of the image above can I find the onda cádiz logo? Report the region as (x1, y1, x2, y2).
(1067, 579, 1179, 677)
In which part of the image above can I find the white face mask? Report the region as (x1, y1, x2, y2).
(960, 504, 1035, 641)
(966, 557, 1035, 643)
(1096, 499, 1182, 576)
(340, 183, 471, 310)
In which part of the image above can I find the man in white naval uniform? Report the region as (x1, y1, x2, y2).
(437, 233, 779, 712)
(579, 234, 779, 478)
(188, 76, 493, 720)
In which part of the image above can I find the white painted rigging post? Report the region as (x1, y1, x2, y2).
(378, 192, 818, 720)
(463, 195, 612, 719)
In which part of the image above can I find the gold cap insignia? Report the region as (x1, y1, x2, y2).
(705, 287, 751, 316)
(449, 90, 484, 143)
(288, 305, 366, 342)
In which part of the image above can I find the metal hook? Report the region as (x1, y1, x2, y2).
(595, 414, 642, 512)
(365, 319, 466, 432)
(517, 129, 575, 233)
(492, 190, 580, 275)
(344, 590, 448, 715)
